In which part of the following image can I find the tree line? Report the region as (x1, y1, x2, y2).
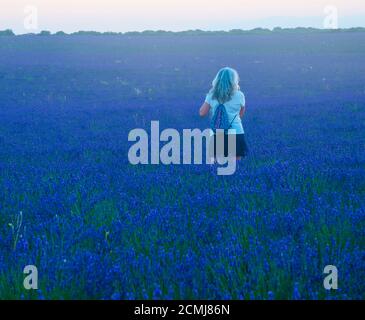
(1, 27, 365, 36)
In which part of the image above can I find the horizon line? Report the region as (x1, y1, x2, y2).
(2, 26, 365, 36)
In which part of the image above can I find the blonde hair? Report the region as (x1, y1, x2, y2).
(210, 67, 240, 104)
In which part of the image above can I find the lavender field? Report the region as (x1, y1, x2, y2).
(0, 32, 364, 299)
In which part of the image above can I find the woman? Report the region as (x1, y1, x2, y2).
(199, 67, 248, 160)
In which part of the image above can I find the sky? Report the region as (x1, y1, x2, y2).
(1, 0, 365, 34)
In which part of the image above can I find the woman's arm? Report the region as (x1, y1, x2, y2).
(239, 105, 246, 118)
(199, 102, 211, 117)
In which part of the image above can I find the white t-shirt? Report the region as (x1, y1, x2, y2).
(205, 90, 245, 134)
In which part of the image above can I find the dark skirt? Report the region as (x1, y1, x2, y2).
(209, 133, 248, 158)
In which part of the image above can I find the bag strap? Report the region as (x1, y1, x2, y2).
(228, 113, 239, 129)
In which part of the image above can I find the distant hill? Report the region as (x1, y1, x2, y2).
(0, 29, 15, 36)
(1, 27, 365, 36)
